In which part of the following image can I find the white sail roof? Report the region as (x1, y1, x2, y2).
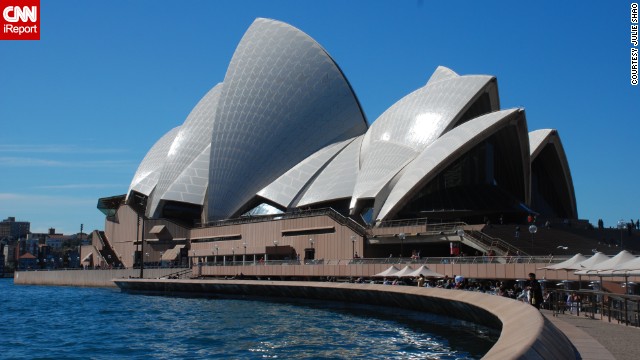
(206, 18, 367, 220)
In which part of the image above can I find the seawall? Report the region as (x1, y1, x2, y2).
(13, 268, 181, 287)
(114, 278, 576, 360)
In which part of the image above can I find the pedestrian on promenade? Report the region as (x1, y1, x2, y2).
(526, 273, 543, 310)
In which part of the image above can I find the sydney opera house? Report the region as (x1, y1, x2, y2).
(94, 18, 577, 272)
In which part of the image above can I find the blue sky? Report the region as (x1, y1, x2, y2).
(1, 1, 638, 234)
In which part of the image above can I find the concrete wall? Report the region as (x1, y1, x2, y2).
(13, 268, 183, 287)
(114, 279, 576, 360)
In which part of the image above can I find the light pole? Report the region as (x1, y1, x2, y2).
(398, 233, 406, 258)
(138, 196, 147, 278)
(243, 242, 247, 265)
(309, 238, 314, 249)
(529, 224, 538, 253)
(350, 235, 356, 258)
(232, 247, 235, 264)
(273, 240, 279, 262)
(617, 219, 626, 248)
(159, 252, 164, 267)
(214, 246, 218, 265)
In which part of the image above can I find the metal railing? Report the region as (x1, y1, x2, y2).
(465, 229, 529, 257)
(546, 288, 640, 328)
(196, 255, 566, 267)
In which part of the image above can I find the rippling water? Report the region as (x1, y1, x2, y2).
(0, 279, 497, 359)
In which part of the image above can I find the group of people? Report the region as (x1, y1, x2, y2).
(415, 272, 546, 310)
(354, 272, 556, 312)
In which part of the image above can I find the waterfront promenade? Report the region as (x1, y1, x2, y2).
(541, 309, 640, 360)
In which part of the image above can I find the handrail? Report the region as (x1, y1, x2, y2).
(376, 217, 431, 228)
(163, 267, 192, 279)
(196, 255, 568, 266)
(465, 229, 529, 257)
(546, 288, 640, 328)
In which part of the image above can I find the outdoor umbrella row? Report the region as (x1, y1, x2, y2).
(543, 251, 640, 281)
(374, 265, 444, 278)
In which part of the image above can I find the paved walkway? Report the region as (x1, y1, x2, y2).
(540, 310, 640, 360)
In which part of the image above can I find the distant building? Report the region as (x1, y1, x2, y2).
(0, 217, 30, 240)
(0, 242, 5, 276)
(18, 252, 37, 270)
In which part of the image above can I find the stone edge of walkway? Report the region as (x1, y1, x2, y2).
(113, 279, 577, 360)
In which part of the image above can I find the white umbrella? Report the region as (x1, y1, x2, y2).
(596, 255, 640, 276)
(374, 265, 400, 277)
(394, 266, 415, 277)
(542, 253, 588, 270)
(618, 257, 640, 276)
(572, 252, 610, 274)
(407, 265, 444, 278)
(575, 250, 635, 275)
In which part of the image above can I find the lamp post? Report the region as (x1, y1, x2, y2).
(309, 238, 314, 249)
(231, 247, 235, 264)
(398, 233, 406, 258)
(138, 196, 147, 278)
(350, 235, 356, 258)
(273, 240, 279, 261)
(617, 219, 626, 248)
(214, 246, 218, 265)
(159, 252, 164, 267)
(529, 224, 538, 253)
(243, 242, 247, 265)
(136, 210, 140, 269)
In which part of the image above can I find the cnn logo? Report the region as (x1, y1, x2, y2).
(3, 6, 37, 22)
(1, 0, 40, 40)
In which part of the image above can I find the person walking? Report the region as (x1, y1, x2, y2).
(526, 273, 543, 310)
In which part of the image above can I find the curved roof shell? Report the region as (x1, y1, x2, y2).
(352, 71, 499, 212)
(206, 18, 368, 221)
(529, 129, 578, 219)
(295, 135, 364, 207)
(127, 126, 181, 200)
(148, 84, 222, 217)
(377, 108, 530, 221)
(258, 137, 355, 208)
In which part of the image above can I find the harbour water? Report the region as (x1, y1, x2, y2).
(0, 279, 497, 359)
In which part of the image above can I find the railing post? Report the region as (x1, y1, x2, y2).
(625, 298, 629, 326)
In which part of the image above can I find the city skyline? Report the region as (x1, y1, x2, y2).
(1, 1, 638, 234)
